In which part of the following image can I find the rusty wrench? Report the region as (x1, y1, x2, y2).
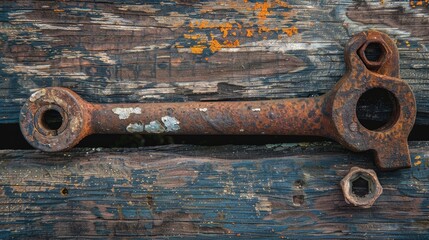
(20, 31, 416, 171)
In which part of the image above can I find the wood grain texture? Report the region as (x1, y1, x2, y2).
(1, 142, 429, 238)
(0, 0, 428, 125)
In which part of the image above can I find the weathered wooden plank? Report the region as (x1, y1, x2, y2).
(1, 0, 429, 125)
(0, 142, 429, 238)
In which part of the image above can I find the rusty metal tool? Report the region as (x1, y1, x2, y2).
(20, 30, 416, 170)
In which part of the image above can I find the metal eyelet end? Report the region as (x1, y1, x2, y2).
(340, 167, 383, 208)
(20, 87, 88, 152)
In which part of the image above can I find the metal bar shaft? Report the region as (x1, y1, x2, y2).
(90, 96, 333, 137)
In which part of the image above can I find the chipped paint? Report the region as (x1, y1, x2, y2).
(154, 11, 189, 28)
(69, 117, 80, 133)
(10, 64, 51, 76)
(126, 122, 144, 133)
(161, 116, 180, 132)
(240, 192, 272, 213)
(126, 43, 170, 53)
(90, 12, 145, 31)
(112, 107, 142, 120)
(118, 5, 160, 13)
(34, 23, 81, 31)
(94, 52, 117, 65)
(29, 89, 46, 102)
(144, 120, 165, 133)
(255, 196, 272, 213)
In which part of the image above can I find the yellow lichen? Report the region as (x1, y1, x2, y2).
(275, 0, 290, 8)
(220, 22, 233, 38)
(405, 40, 411, 47)
(254, 2, 272, 20)
(282, 26, 298, 37)
(258, 26, 270, 34)
(190, 45, 206, 54)
(223, 39, 240, 47)
(185, 0, 298, 55)
(210, 39, 223, 53)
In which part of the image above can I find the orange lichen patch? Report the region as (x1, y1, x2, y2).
(223, 39, 240, 47)
(184, 34, 204, 40)
(220, 22, 233, 38)
(258, 26, 271, 34)
(190, 45, 207, 54)
(254, 2, 272, 20)
(410, 0, 429, 7)
(209, 38, 240, 53)
(185, 1, 298, 54)
(190, 21, 242, 38)
(282, 26, 298, 37)
(275, 0, 290, 8)
(210, 39, 223, 53)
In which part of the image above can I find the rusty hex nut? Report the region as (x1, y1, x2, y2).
(340, 167, 383, 208)
(358, 39, 392, 70)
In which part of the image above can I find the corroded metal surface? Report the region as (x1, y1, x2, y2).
(20, 30, 416, 170)
(340, 167, 383, 208)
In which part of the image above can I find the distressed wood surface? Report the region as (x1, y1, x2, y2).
(0, 0, 429, 124)
(1, 142, 429, 238)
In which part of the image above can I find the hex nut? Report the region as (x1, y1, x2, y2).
(340, 167, 383, 208)
(358, 39, 392, 70)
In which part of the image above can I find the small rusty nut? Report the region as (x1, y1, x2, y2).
(358, 39, 392, 71)
(340, 167, 383, 208)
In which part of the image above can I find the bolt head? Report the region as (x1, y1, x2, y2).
(340, 167, 383, 208)
(358, 39, 392, 70)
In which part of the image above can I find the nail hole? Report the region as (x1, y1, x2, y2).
(356, 88, 399, 131)
(293, 179, 305, 189)
(60, 187, 68, 195)
(364, 42, 384, 62)
(351, 176, 370, 198)
(293, 195, 305, 206)
(41, 109, 63, 131)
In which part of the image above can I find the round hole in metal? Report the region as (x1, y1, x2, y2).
(356, 88, 399, 131)
(41, 109, 63, 131)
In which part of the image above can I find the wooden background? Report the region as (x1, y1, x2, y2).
(1, 0, 429, 238)
(1, 142, 429, 238)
